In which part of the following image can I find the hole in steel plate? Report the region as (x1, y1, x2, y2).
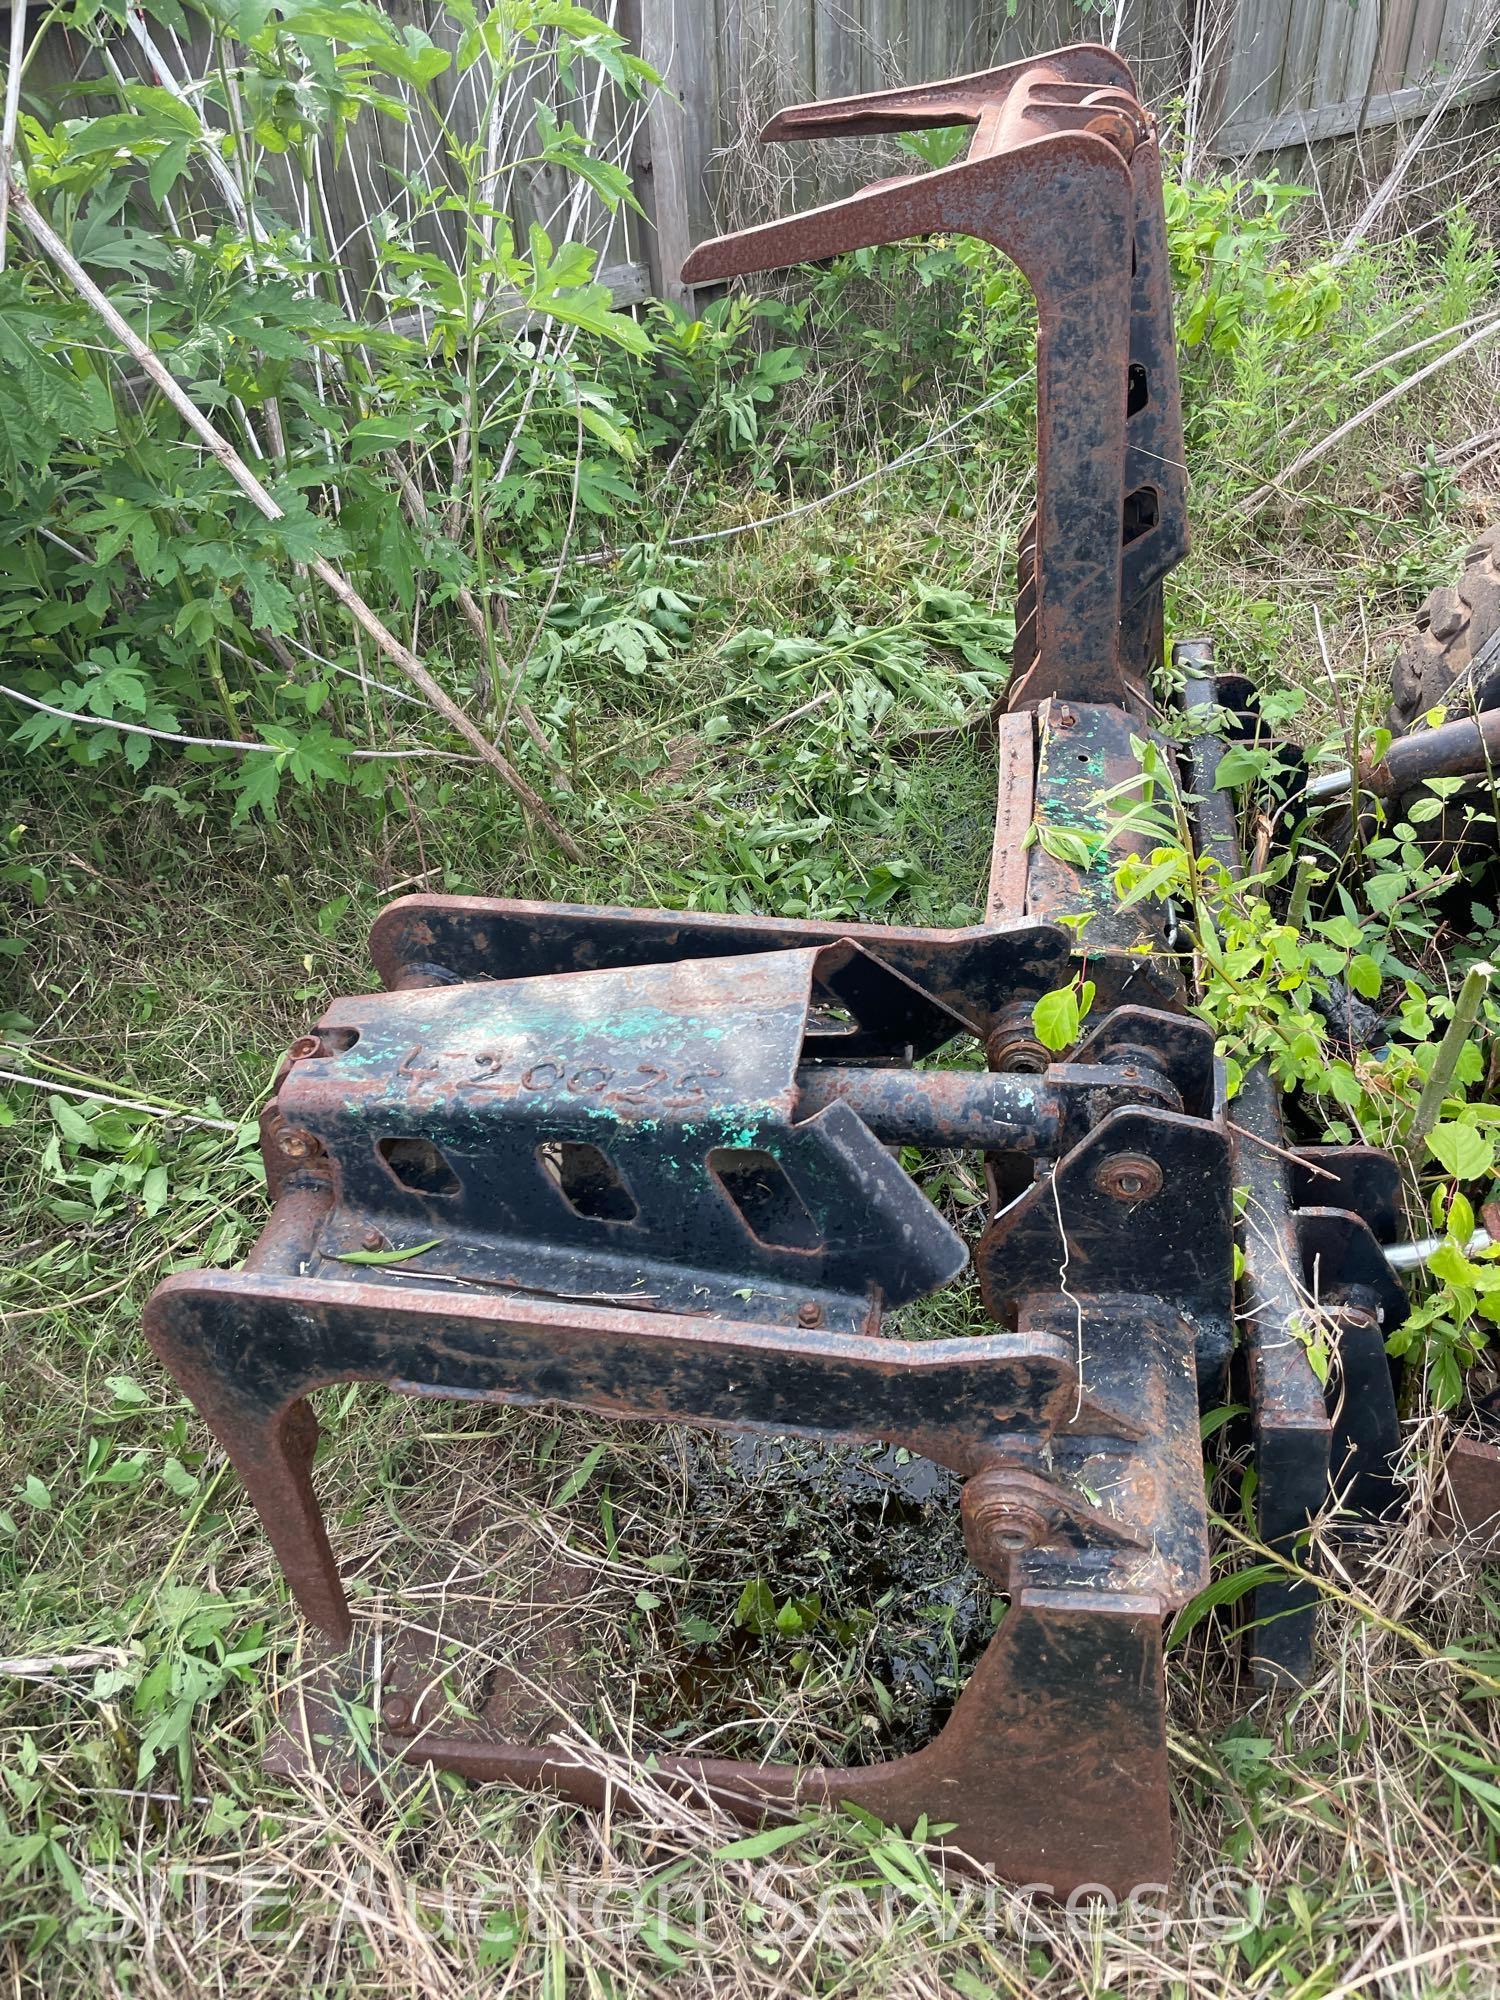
(1127, 362, 1148, 417)
(377, 1135, 462, 1197)
(709, 1148, 822, 1251)
(1122, 484, 1160, 545)
(537, 1141, 639, 1223)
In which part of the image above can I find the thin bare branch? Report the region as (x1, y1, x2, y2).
(0, 0, 26, 270)
(1245, 312, 1500, 514)
(8, 181, 583, 862)
(0, 681, 481, 762)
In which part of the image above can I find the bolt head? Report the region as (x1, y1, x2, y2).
(797, 1301, 822, 1328)
(278, 1131, 312, 1160)
(1092, 1151, 1163, 1203)
(361, 1229, 383, 1251)
(289, 1035, 323, 1060)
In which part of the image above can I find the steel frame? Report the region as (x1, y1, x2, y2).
(140, 45, 1485, 1893)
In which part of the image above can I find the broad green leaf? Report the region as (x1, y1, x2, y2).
(227, 757, 283, 826)
(574, 404, 637, 460)
(1427, 1239, 1482, 1287)
(1212, 744, 1272, 789)
(1036, 825, 1098, 869)
(348, 414, 416, 459)
(1426, 1122, 1495, 1182)
(162, 1458, 200, 1499)
(142, 1164, 169, 1216)
(49, 1095, 96, 1147)
(1032, 986, 1080, 1052)
(1115, 856, 1182, 911)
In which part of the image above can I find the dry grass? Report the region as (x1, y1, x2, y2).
(3, 1355, 1498, 1994)
(5, 145, 1500, 1998)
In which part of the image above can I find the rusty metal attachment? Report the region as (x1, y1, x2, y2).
(141, 44, 1499, 1896)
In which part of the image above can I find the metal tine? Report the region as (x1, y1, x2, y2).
(751, 43, 1134, 141)
(683, 46, 1145, 285)
(682, 145, 991, 285)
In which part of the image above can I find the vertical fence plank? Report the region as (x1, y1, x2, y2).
(1222, 0, 1297, 136)
(627, 0, 701, 303)
(1311, 0, 1360, 118)
(1405, 0, 1453, 81)
(1371, 0, 1421, 94)
(951, 0, 986, 74)
(861, 0, 908, 89)
(1340, 0, 1386, 122)
(1131, 0, 1192, 99)
(1275, 0, 1331, 113)
(1435, 0, 1481, 69)
(908, 0, 944, 81)
(813, 0, 863, 104)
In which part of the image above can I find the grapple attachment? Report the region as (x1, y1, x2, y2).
(149, 906, 1227, 1892)
(141, 43, 1500, 1894)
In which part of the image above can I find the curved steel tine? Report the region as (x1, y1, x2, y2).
(681, 150, 980, 285)
(756, 43, 1135, 142)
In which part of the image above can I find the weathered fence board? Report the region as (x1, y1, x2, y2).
(1212, 0, 1500, 152)
(14, 0, 1500, 309)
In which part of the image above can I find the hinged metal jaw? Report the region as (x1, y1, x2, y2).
(682, 43, 1187, 713)
(146, 912, 1229, 1895)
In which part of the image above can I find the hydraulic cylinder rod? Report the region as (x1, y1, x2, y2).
(1303, 706, 1500, 804)
(792, 1061, 1177, 1152)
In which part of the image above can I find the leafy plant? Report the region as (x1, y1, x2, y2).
(0, 0, 816, 834)
(1165, 172, 1341, 355)
(1097, 722, 1499, 1402)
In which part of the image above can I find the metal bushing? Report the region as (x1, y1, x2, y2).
(987, 999, 1052, 1075)
(961, 1466, 1058, 1578)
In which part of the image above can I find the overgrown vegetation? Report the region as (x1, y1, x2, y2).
(3, 4, 1500, 1994)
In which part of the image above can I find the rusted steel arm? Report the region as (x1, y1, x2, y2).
(681, 47, 1187, 710)
(683, 68, 1137, 705)
(1369, 705, 1500, 795)
(383, 1589, 1175, 1901)
(791, 1058, 1178, 1149)
(751, 46, 1134, 138)
(144, 1266, 1121, 1643)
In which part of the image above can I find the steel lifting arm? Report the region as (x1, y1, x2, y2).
(681, 46, 1187, 707)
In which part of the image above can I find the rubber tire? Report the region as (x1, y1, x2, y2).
(1389, 526, 1500, 729)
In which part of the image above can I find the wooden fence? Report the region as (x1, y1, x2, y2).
(20, 0, 1500, 310)
(1210, 0, 1500, 151)
(631, 0, 1500, 297)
